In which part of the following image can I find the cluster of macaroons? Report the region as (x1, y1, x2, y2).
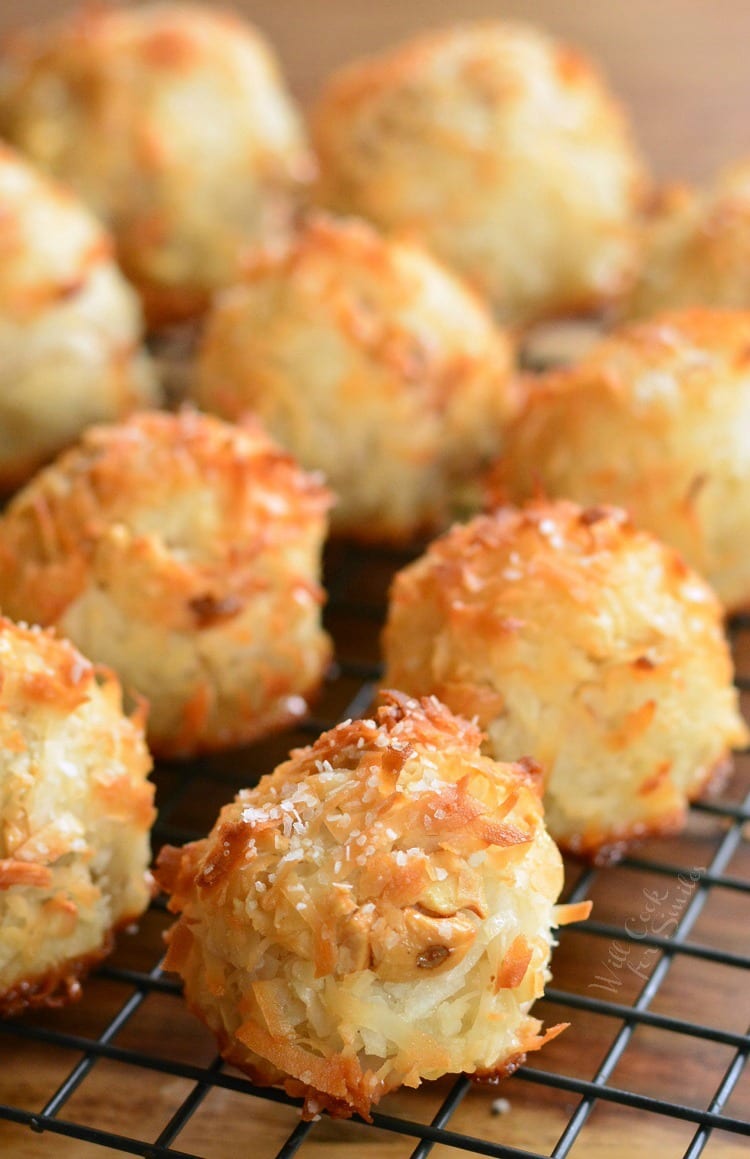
(383, 501, 748, 859)
(492, 308, 750, 613)
(0, 143, 159, 490)
(0, 618, 155, 1017)
(0, 2, 314, 326)
(311, 21, 647, 327)
(2, 4, 748, 1127)
(8, 3, 750, 343)
(0, 410, 333, 758)
(195, 213, 517, 542)
(156, 692, 587, 1119)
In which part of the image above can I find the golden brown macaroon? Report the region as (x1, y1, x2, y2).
(0, 3, 313, 326)
(0, 410, 332, 758)
(493, 309, 750, 612)
(0, 618, 154, 1017)
(626, 161, 750, 318)
(382, 502, 748, 860)
(195, 213, 517, 543)
(0, 143, 159, 491)
(312, 22, 647, 327)
(156, 691, 587, 1119)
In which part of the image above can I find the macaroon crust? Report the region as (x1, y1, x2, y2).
(0, 143, 158, 490)
(382, 501, 748, 859)
(0, 617, 155, 1016)
(312, 21, 647, 325)
(0, 410, 333, 757)
(493, 309, 750, 613)
(0, 3, 314, 325)
(196, 213, 517, 542)
(626, 160, 750, 318)
(156, 691, 587, 1118)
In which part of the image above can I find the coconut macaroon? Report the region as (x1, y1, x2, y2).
(0, 618, 154, 1017)
(311, 22, 646, 327)
(0, 144, 158, 491)
(195, 214, 516, 542)
(626, 161, 750, 318)
(493, 309, 750, 612)
(382, 503, 748, 859)
(156, 691, 585, 1119)
(0, 410, 332, 758)
(0, 3, 313, 325)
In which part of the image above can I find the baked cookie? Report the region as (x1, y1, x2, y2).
(494, 309, 750, 612)
(156, 692, 586, 1118)
(0, 410, 332, 758)
(382, 502, 747, 859)
(0, 618, 154, 1017)
(0, 144, 158, 491)
(0, 3, 313, 325)
(195, 214, 516, 542)
(626, 161, 750, 317)
(312, 22, 646, 326)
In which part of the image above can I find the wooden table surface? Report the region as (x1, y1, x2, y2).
(1, 3, 750, 1158)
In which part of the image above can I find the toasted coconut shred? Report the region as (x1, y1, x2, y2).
(383, 499, 748, 859)
(157, 692, 588, 1119)
(0, 617, 155, 1016)
(0, 409, 333, 758)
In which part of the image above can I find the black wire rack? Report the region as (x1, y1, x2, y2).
(1, 540, 749, 1158)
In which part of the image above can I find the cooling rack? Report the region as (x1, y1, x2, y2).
(1, 539, 749, 1159)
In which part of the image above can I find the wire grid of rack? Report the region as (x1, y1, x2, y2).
(1, 539, 749, 1159)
